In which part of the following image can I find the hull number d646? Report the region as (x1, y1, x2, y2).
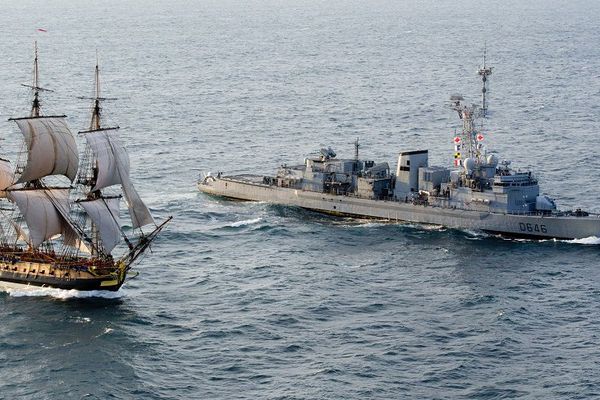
(519, 222, 547, 234)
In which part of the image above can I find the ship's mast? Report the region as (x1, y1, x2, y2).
(77, 57, 133, 256)
(477, 45, 492, 117)
(450, 95, 482, 163)
(30, 41, 42, 117)
(21, 41, 54, 118)
(81, 53, 117, 133)
(90, 55, 102, 130)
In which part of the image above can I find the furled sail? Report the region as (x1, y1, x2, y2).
(8, 189, 79, 248)
(13, 117, 79, 183)
(85, 129, 154, 228)
(0, 159, 14, 197)
(79, 197, 121, 253)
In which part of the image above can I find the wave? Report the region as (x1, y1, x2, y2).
(341, 221, 389, 229)
(407, 223, 447, 232)
(562, 236, 600, 245)
(224, 218, 263, 228)
(460, 229, 490, 240)
(0, 285, 125, 300)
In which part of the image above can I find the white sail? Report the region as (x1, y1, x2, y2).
(85, 130, 154, 228)
(74, 238, 92, 254)
(121, 176, 155, 229)
(14, 117, 79, 183)
(8, 189, 79, 248)
(85, 128, 128, 191)
(0, 159, 14, 197)
(79, 197, 121, 253)
(10, 220, 30, 245)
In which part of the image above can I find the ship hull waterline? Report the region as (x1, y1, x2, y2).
(0, 262, 126, 292)
(199, 176, 600, 240)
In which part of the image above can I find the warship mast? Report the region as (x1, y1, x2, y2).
(477, 45, 492, 117)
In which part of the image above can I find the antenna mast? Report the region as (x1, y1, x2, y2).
(477, 45, 492, 117)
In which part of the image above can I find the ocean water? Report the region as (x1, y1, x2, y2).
(1, 1, 600, 399)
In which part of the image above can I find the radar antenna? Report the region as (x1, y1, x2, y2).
(477, 44, 493, 117)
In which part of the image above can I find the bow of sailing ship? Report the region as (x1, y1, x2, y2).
(0, 43, 170, 292)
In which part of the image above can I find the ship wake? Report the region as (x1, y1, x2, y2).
(561, 236, 600, 245)
(0, 284, 125, 299)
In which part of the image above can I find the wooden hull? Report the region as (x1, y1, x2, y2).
(0, 259, 126, 292)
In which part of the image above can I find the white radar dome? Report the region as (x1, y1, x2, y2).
(463, 158, 476, 173)
(486, 154, 499, 167)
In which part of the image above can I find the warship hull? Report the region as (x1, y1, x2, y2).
(199, 175, 600, 240)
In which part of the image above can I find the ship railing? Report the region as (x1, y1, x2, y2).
(221, 176, 275, 188)
(505, 210, 600, 217)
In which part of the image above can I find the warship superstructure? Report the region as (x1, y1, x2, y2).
(0, 43, 170, 291)
(199, 64, 600, 240)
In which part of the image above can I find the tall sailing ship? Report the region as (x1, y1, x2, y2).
(0, 43, 170, 292)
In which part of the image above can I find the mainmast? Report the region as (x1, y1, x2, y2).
(77, 56, 158, 258)
(477, 46, 493, 117)
(78, 52, 118, 133)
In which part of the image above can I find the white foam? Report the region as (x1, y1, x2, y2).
(562, 236, 600, 245)
(461, 229, 489, 239)
(226, 217, 262, 228)
(0, 283, 124, 299)
(146, 190, 198, 205)
(95, 327, 115, 338)
(343, 221, 388, 228)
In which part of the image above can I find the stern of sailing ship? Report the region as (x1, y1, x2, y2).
(0, 252, 129, 292)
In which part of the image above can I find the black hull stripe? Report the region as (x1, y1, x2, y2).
(0, 272, 122, 292)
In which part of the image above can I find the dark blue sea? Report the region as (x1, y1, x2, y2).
(1, 1, 600, 398)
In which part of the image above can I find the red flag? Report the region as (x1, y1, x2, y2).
(36, 28, 47, 32)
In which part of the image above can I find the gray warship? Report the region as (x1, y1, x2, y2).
(199, 64, 600, 240)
